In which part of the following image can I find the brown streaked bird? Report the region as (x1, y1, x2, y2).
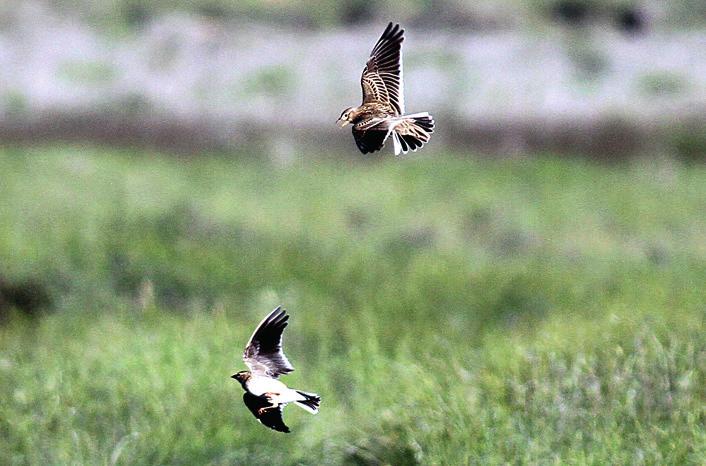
(231, 306, 320, 433)
(338, 22, 434, 156)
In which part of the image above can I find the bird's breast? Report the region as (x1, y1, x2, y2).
(247, 376, 288, 396)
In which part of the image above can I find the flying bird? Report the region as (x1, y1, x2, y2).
(337, 22, 434, 156)
(231, 306, 320, 433)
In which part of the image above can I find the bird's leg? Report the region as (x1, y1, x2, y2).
(257, 392, 280, 415)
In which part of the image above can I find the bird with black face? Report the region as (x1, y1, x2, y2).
(337, 22, 434, 156)
(231, 306, 320, 433)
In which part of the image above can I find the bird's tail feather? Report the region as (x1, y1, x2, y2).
(294, 391, 321, 414)
(392, 113, 434, 156)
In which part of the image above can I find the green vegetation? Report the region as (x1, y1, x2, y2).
(243, 65, 296, 97)
(637, 71, 689, 97)
(57, 61, 117, 86)
(1, 146, 705, 465)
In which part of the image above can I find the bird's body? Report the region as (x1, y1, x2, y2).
(346, 103, 396, 123)
(232, 307, 320, 433)
(338, 22, 434, 156)
(246, 374, 289, 397)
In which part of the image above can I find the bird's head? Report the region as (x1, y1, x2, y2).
(231, 371, 251, 387)
(337, 107, 356, 127)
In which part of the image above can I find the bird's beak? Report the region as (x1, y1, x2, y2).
(230, 374, 238, 379)
(337, 118, 349, 128)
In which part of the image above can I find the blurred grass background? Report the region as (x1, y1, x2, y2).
(1, 0, 706, 464)
(30, 0, 706, 29)
(1, 146, 705, 464)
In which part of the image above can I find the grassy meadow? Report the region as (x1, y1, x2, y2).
(1, 146, 705, 465)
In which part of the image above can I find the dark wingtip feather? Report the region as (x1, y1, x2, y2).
(251, 306, 290, 353)
(388, 24, 404, 43)
(371, 22, 404, 57)
(267, 306, 288, 325)
(262, 306, 285, 327)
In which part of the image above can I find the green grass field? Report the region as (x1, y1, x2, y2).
(1, 146, 704, 465)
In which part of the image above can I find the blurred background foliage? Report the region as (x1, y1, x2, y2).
(22, 0, 706, 29)
(1, 1, 705, 464)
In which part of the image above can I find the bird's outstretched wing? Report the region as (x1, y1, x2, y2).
(360, 22, 405, 115)
(242, 392, 290, 433)
(243, 306, 294, 378)
(352, 127, 391, 154)
(351, 117, 393, 154)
